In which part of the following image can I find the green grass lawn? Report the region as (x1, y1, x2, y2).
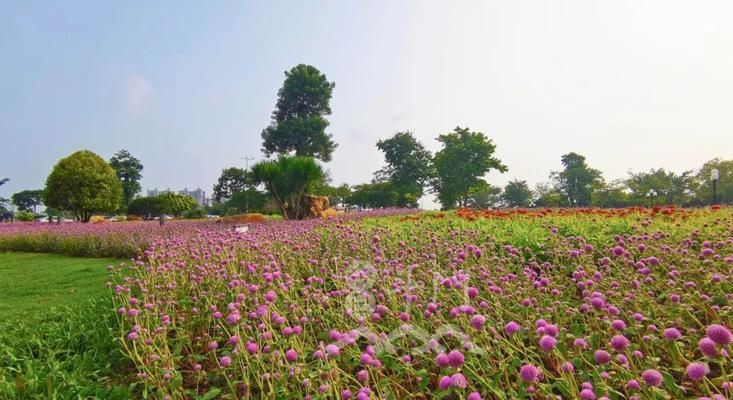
(0, 252, 135, 398)
(0, 252, 121, 320)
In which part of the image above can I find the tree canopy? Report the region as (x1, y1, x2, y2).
(212, 167, 254, 202)
(432, 127, 507, 209)
(551, 152, 602, 207)
(43, 150, 122, 222)
(128, 193, 198, 219)
(252, 156, 326, 219)
(261, 64, 337, 162)
(109, 150, 143, 207)
(693, 158, 732, 205)
(375, 131, 432, 207)
(11, 189, 44, 212)
(347, 182, 399, 209)
(502, 180, 533, 208)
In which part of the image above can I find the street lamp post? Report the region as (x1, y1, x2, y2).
(711, 168, 719, 205)
(240, 156, 255, 213)
(241, 156, 255, 170)
(647, 189, 657, 208)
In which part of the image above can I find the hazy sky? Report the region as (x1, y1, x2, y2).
(2, 1, 732, 208)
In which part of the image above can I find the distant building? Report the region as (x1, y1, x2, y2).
(147, 187, 209, 206)
(147, 188, 171, 197)
(179, 187, 208, 206)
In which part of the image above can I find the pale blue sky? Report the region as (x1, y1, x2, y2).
(2, 1, 732, 208)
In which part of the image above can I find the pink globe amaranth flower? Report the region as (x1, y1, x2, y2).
(699, 337, 719, 357)
(590, 297, 605, 309)
(594, 350, 611, 365)
(438, 375, 453, 390)
(611, 319, 627, 330)
(341, 389, 352, 399)
(641, 369, 663, 387)
(285, 349, 298, 363)
(664, 328, 682, 340)
(451, 373, 467, 389)
(245, 341, 258, 354)
(435, 353, 449, 368)
(627, 379, 641, 390)
(471, 314, 486, 330)
(325, 344, 340, 356)
(561, 362, 575, 373)
(505, 321, 521, 335)
(580, 388, 596, 400)
(545, 324, 559, 337)
(219, 356, 231, 367)
(574, 338, 588, 348)
(227, 335, 239, 345)
(539, 335, 557, 352)
(610, 335, 630, 352)
(447, 350, 465, 367)
(706, 324, 732, 345)
(519, 364, 540, 382)
(468, 392, 482, 400)
(685, 362, 709, 381)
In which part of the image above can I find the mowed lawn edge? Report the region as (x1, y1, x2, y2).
(0, 252, 122, 320)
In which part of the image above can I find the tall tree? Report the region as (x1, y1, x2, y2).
(591, 179, 631, 208)
(347, 182, 400, 209)
(691, 158, 732, 205)
(44, 150, 122, 222)
(375, 131, 433, 207)
(213, 167, 254, 202)
(261, 64, 337, 162)
(109, 150, 143, 207)
(432, 127, 507, 209)
(551, 152, 602, 207)
(11, 189, 44, 212)
(626, 168, 693, 206)
(470, 183, 503, 209)
(533, 182, 563, 207)
(252, 156, 326, 219)
(502, 180, 533, 208)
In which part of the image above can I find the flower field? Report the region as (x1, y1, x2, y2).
(109, 207, 732, 399)
(0, 220, 217, 258)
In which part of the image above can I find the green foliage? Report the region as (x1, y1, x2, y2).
(181, 207, 206, 219)
(109, 150, 143, 208)
(502, 180, 534, 208)
(551, 152, 602, 207)
(470, 183, 502, 209)
(43, 150, 123, 222)
(127, 196, 165, 219)
(533, 182, 563, 207)
(692, 158, 732, 205)
(347, 181, 400, 209)
(158, 192, 199, 217)
(432, 127, 507, 209)
(212, 167, 254, 202)
(252, 155, 326, 219)
(321, 183, 352, 208)
(375, 131, 433, 207)
(261, 64, 337, 162)
(0, 253, 133, 398)
(591, 179, 631, 208)
(224, 188, 267, 214)
(15, 210, 36, 221)
(11, 189, 44, 212)
(626, 168, 693, 206)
